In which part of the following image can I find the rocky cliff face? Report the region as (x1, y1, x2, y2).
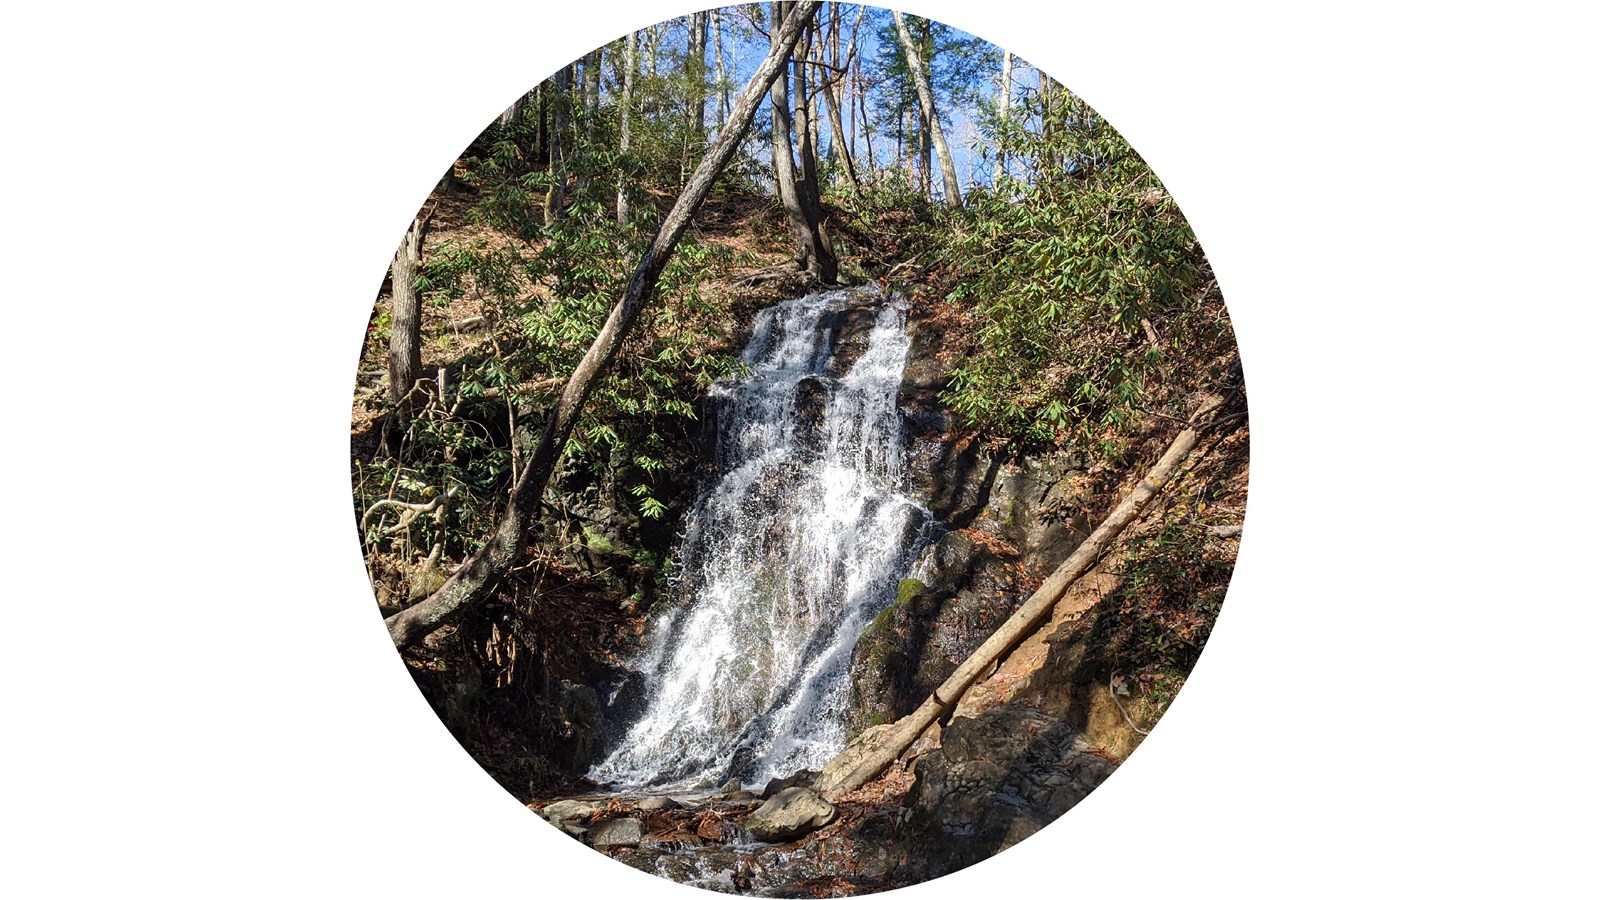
(845, 305, 1093, 736)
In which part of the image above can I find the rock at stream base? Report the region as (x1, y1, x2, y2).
(745, 788, 837, 842)
(542, 799, 600, 825)
(635, 795, 679, 812)
(591, 817, 644, 849)
(760, 769, 817, 799)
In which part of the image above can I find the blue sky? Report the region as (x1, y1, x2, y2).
(610, 3, 1049, 193)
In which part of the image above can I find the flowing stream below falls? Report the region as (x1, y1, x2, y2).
(588, 286, 935, 792)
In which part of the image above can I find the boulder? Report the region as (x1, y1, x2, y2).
(760, 769, 817, 799)
(590, 817, 644, 850)
(744, 788, 838, 842)
(635, 795, 679, 812)
(541, 799, 599, 826)
(556, 683, 604, 770)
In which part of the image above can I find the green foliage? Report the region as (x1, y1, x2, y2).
(868, 12, 996, 149)
(939, 86, 1224, 459)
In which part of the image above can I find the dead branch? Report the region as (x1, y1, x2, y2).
(359, 485, 459, 536)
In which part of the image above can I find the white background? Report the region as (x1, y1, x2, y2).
(4, 1, 1595, 896)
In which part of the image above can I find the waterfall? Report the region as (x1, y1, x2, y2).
(589, 286, 933, 791)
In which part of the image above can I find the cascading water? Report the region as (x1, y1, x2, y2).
(589, 286, 933, 791)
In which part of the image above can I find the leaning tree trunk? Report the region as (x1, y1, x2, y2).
(812, 395, 1228, 799)
(386, 213, 428, 410)
(892, 10, 961, 208)
(384, 0, 824, 651)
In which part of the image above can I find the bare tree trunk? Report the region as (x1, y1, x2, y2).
(1038, 68, 1059, 171)
(498, 92, 526, 130)
(900, 105, 914, 183)
(577, 48, 603, 198)
(387, 213, 428, 410)
(712, 8, 730, 129)
(791, 11, 836, 282)
(919, 113, 932, 200)
(847, 41, 858, 165)
(617, 31, 636, 227)
(584, 48, 602, 135)
(543, 64, 572, 221)
(533, 83, 545, 160)
(817, 4, 858, 188)
(384, 0, 824, 651)
(681, 11, 708, 186)
(812, 395, 1228, 799)
(998, 50, 1012, 180)
(695, 11, 709, 142)
(858, 70, 873, 177)
(892, 11, 961, 207)
(770, 2, 829, 281)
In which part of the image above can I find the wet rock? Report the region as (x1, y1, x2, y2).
(591, 817, 644, 849)
(556, 682, 604, 770)
(602, 670, 649, 744)
(792, 375, 835, 453)
(745, 788, 838, 842)
(899, 312, 951, 402)
(635, 795, 679, 812)
(847, 364, 1093, 734)
(821, 298, 886, 376)
(896, 705, 1117, 881)
(847, 532, 1034, 733)
(716, 777, 742, 795)
(696, 814, 736, 842)
(640, 832, 703, 852)
(760, 769, 817, 799)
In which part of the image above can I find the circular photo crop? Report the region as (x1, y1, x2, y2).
(350, 2, 1247, 894)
